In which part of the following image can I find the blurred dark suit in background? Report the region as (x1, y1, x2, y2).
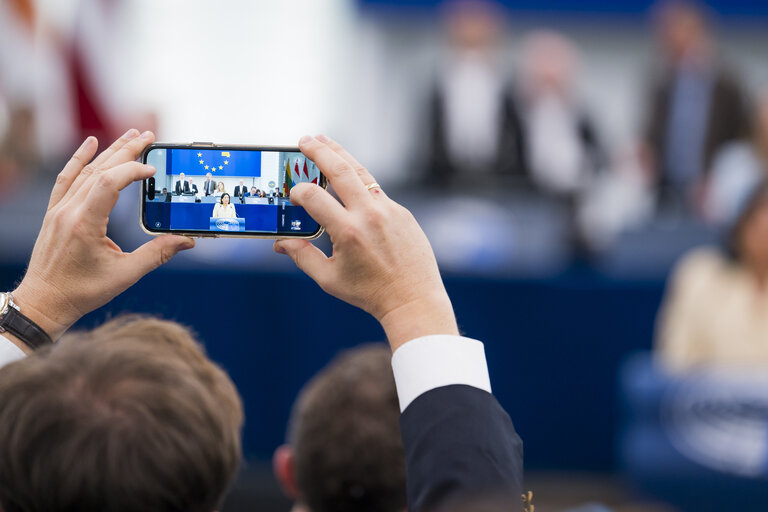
(425, 0, 528, 188)
(644, 0, 750, 210)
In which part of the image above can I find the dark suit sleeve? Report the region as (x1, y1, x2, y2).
(400, 385, 523, 512)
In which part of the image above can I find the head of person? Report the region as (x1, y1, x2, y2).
(239, 180, 244, 186)
(162, 187, 168, 194)
(653, 0, 712, 63)
(206, 172, 212, 180)
(221, 192, 230, 205)
(251, 186, 258, 195)
(728, 181, 768, 271)
(217, 182, 225, 192)
(273, 344, 406, 512)
(189, 178, 195, 185)
(0, 316, 243, 512)
(442, 0, 505, 54)
(519, 31, 580, 100)
(180, 172, 186, 180)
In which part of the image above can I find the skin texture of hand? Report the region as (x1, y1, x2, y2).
(10, 130, 195, 348)
(274, 135, 459, 352)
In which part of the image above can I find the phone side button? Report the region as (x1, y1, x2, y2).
(191, 141, 215, 147)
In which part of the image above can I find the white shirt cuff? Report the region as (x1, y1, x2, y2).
(0, 334, 27, 368)
(391, 335, 491, 412)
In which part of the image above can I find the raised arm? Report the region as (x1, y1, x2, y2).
(0, 130, 194, 357)
(275, 135, 523, 511)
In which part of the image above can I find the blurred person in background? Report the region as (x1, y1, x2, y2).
(519, 30, 603, 202)
(204, 172, 217, 196)
(643, 0, 749, 212)
(655, 180, 768, 371)
(175, 172, 191, 195)
(273, 344, 406, 512)
(705, 88, 768, 225)
(518, 30, 605, 255)
(425, 0, 527, 188)
(216, 181, 227, 196)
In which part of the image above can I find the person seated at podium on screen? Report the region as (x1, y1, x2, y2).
(175, 173, 191, 195)
(212, 193, 237, 219)
(214, 181, 226, 197)
(250, 186, 258, 197)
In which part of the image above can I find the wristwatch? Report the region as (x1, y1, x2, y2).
(0, 292, 53, 350)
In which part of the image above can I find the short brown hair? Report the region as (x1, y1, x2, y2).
(0, 315, 243, 512)
(289, 344, 406, 512)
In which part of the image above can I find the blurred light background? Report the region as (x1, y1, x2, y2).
(2, 0, 768, 510)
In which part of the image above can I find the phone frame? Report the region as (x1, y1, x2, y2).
(139, 142, 326, 239)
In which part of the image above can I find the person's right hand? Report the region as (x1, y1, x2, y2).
(274, 135, 458, 352)
(11, 130, 195, 347)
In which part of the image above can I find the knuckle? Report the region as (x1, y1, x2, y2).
(330, 160, 351, 176)
(81, 164, 97, 177)
(337, 223, 362, 244)
(55, 172, 70, 187)
(97, 173, 116, 189)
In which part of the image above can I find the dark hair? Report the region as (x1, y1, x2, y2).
(0, 316, 243, 512)
(726, 180, 768, 262)
(288, 344, 406, 512)
(220, 193, 230, 204)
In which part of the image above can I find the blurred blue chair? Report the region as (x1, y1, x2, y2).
(618, 352, 768, 512)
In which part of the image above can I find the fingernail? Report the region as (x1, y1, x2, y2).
(145, 165, 156, 174)
(274, 243, 286, 255)
(140, 130, 153, 139)
(179, 237, 195, 250)
(316, 134, 329, 143)
(299, 135, 313, 145)
(124, 128, 140, 138)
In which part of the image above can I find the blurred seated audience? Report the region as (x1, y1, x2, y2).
(644, 0, 750, 211)
(655, 180, 768, 371)
(273, 344, 406, 512)
(705, 88, 768, 225)
(251, 186, 259, 196)
(0, 316, 244, 512)
(519, 30, 603, 201)
(425, 0, 527, 188)
(212, 193, 237, 218)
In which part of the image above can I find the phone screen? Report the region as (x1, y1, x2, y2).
(142, 146, 322, 237)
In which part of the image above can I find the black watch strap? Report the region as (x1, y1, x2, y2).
(1, 305, 53, 350)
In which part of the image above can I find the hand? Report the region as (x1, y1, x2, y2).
(274, 135, 458, 352)
(11, 130, 195, 346)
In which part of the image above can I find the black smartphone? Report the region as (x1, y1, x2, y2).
(140, 143, 326, 239)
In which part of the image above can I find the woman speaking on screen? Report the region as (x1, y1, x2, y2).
(212, 193, 237, 219)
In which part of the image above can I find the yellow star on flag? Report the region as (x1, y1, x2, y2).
(199, 159, 204, 164)
(204, 165, 209, 169)
(224, 160, 229, 165)
(218, 165, 223, 170)
(197, 152, 202, 157)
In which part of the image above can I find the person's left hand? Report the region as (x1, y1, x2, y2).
(11, 130, 195, 345)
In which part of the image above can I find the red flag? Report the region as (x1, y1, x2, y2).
(303, 160, 309, 179)
(294, 161, 300, 182)
(312, 177, 318, 185)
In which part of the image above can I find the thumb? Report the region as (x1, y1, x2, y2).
(129, 235, 195, 276)
(274, 239, 330, 283)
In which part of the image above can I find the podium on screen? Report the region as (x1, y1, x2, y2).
(209, 217, 246, 232)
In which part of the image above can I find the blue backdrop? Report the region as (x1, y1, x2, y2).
(169, 149, 263, 178)
(358, 0, 768, 17)
(0, 264, 665, 471)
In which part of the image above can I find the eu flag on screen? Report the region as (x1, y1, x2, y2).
(169, 149, 262, 177)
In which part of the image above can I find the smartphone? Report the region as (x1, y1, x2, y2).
(140, 143, 326, 239)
